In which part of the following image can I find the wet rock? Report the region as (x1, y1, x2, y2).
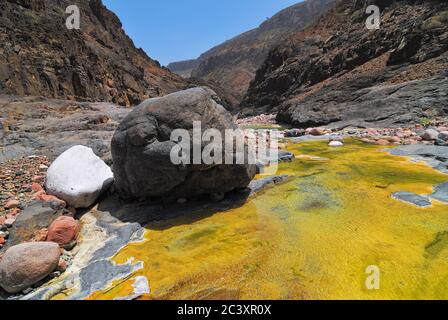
(284, 129, 304, 138)
(0, 242, 60, 294)
(392, 192, 431, 207)
(111, 87, 256, 201)
(388, 145, 448, 173)
(307, 128, 325, 136)
(45, 145, 114, 209)
(249, 175, 289, 196)
(431, 182, 448, 204)
(278, 150, 295, 162)
(47, 216, 80, 249)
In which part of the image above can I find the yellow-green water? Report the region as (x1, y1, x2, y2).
(91, 140, 448, 300)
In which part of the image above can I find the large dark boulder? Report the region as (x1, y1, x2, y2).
(111, 87, 256, 201)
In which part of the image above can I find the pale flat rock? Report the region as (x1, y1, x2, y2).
(45, 146, 114, 208)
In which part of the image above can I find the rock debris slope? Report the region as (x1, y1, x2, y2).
(0, 0, 187, 106)
(240, 0, 448, 128)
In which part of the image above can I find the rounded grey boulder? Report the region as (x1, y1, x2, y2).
(0, 242, 60, 294)
(111, 87, 256, 200)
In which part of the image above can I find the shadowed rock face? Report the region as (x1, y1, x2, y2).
(0, 0, 186, 106)
(170, 0, 335, 107)
(111, 87, 257, 201)
(240, 0, 448, 127)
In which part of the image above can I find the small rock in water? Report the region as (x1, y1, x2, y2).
(0, 242, 61, 294)
(284, 129, 304, 138)
(329, 141, 344, 147)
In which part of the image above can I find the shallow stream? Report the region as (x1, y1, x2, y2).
(90, 140, 448, 300)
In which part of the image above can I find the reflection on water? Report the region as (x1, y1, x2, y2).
(90, 140, 448, 300)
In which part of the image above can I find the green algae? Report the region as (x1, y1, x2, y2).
(91, 139, 448, 300)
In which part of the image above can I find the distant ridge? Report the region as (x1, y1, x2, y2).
(168, 0, 335, 107)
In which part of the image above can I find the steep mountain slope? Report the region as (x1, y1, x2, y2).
(0, 0, 187, 106)
(169, 0, 336, 106)
(167, 59, 200, 78)
(240, 0, 448, 127)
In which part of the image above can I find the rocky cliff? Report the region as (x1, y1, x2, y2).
(0, 0, 187, 106)
(240, 0, 448, 127)
(170, 0, 335, 107)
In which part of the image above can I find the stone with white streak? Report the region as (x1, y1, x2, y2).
(45, 146, 114, 208)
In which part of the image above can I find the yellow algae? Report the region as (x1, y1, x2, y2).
(93, 139, 448, 300)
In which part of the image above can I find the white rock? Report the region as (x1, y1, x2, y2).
(329, 141, 344, 147)
(45, 146, 114, 208)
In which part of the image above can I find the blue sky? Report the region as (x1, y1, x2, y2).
(103, 0, 302, 66)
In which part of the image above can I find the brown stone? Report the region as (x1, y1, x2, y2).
(375, 139, 390, 146)
(47, 216, 80, 247)
(33, 228, 48, 242)
(31, 183, 44, 193)
(308, 127, 326, 136)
